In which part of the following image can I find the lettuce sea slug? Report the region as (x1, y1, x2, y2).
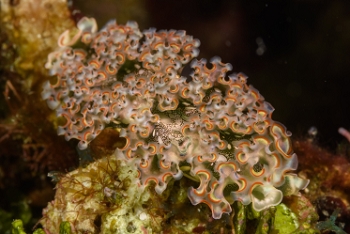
(42, 17, 309, 220)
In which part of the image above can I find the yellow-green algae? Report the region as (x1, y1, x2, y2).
(11, 220, 26, 234)
(274, 204, 299, 233)
(59, 221, 72, 234)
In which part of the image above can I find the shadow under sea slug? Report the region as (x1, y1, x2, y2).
(42, 17, 309, 221)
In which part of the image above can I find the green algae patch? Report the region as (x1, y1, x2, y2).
(273, 204, 299, 233)
(32, 229, 45, 234)
(59, 221, 72, 234)
(11, 220, 26, 234)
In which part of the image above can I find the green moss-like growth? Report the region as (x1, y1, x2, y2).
(59, 221, 72, 234)
(274, 204, 299, 233)
(10, 219, 70, 234)
(11, 220, 26, 234)
(32, 229, 45, 234)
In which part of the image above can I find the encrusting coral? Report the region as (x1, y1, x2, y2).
(42, 17, 309, 220)
(41, 156, 156, 233)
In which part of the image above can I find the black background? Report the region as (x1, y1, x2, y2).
(74, 0, 350, 149)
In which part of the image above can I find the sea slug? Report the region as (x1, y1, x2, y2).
(42, 17, 309, 219)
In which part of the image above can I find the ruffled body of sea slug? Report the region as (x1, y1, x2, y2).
(42, 17, 309, 219)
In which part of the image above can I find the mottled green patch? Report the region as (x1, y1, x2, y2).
(32, 229, 45, 234)
(11, 220, 26, 234)
(273, 204, 299, 233)
(233, 202, 247, 234)
(252, 206, 276, 234)
(59, 221, 72, 234)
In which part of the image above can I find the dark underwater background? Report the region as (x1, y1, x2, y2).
(74, 0, 350, 149)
